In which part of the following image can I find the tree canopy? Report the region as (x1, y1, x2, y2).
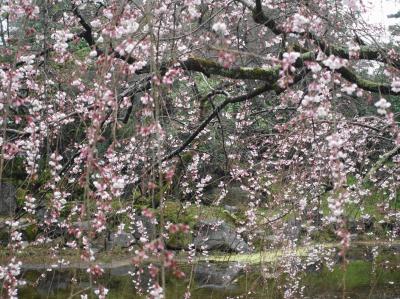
(0, 0, 399, 298)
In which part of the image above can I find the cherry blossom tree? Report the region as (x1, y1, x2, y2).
(0, 0, 399, 298)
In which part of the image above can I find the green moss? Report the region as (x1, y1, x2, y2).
(162, 201, 235, 228)
(160, 201, 243, 248)
(162, 201, 195, 226)
(186, 57, 280, 81)
(56, 200, 77, 219)
(319, 185, 397, 224)
(346, 174, 357, 186)
(268, 181, 286, 196)
(346, 187, 393, 221)
(23, 224, 38, 242)
(73, 41, 91, 60)
(192, 73, 221, 94)
(15, 188, 27, 207)
(181, 151, 194, 164)
(166, 231, 192, 249)
(205, 243, 337, 265)
(37, 167, 51, 185)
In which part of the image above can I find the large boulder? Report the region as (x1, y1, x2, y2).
(106, 231, 135, 250)
(0, 183, 16, 216)
(205, 184, 249, 206)
(106, 215, 157, 250)
(194, 220, 251, 253)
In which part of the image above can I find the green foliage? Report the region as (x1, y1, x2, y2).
(2, 157, 26, 183)
(15, 188, 27, 207)
(166, 231, 192, 249)
(71, 40, 91, 60)
(193, 73, 222, 94)
(162, 201, 235, 228)
(23, 224, 38, 242)
(346, 174, 357, 186)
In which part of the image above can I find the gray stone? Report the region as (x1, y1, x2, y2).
(106, 231, 135, 250)
(223, 205, 239, 213)
(0, 183, 16, 216)
(360, 216, 375, 232)
(110, 265, 134, 276)
(204, 184, 249, 205)
(193, 220, 251, 253)
(105, 215, 157, 250)
(284, 219, 302, 240)
(347, 219, 358, 234)
(194, 261, 243, 289)
(72, 221, 90, 231)
(132, 215, 157, 242)
(389, 244, 400, 253)
(225, 186, 249, 205)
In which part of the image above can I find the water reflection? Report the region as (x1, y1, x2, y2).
(16, 244, 400, 298)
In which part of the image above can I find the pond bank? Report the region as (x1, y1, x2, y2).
(15, 242, 400, 299)
(4, 240, 398, 271)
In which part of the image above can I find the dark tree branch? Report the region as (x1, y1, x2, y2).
(209, 97, 230, 170)
(363, 145, 400, 183)
(237, 0, 400, 69)
(161, 83, 272, 162)
(337, 66, 396, 94)
(71, 4, 95, 47)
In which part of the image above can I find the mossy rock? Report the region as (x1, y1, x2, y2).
(22, 224, 38, 242)
(162, 201, 235, 228)
(180, 151, 194, 164)
(161, 201, 241, 249)
(166, 231, 192, 250)
(163, 201, 196, 226)
(111, 199, 123, 211)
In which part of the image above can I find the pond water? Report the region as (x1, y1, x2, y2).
(15, 244, 400, 298)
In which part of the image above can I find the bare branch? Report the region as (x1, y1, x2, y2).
(161, 83, 272, 161)
(363, 145, 400, 183)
